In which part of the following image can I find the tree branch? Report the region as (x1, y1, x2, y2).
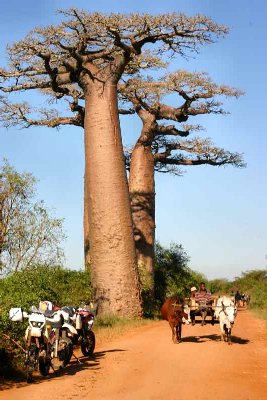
(153, 138, 245, 169)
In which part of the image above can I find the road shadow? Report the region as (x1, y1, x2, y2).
(230, 336, 250, 344)
(192, 319, 218, 325)
(182, 334, 250, 345)
(93, 348, 127, 359)
(0, 348, 127, 391)
(55, 348, 127, 378)
(0, 374, 27, 391)
(183, 334, 220, 343)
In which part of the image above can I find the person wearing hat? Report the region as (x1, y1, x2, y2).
(189, 287, 198, 325)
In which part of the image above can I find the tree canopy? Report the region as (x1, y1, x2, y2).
(0, 161, 65, 273)
(121, 70, 245, 173)
(0, 10, 228, 129)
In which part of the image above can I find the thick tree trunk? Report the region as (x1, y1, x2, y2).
(128, 142, 155, 295)
(84, 81, 142, 317)
(84, 176, 91, 270)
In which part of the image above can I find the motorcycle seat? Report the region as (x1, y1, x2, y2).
(61, 306, 75, 317)
(43, 310, 56, 317)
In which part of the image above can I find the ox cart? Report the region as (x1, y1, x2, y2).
(185, 296, 218, 325)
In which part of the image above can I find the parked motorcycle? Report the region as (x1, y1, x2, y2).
(59, 305, 96, 357)
(44, 307, 76, 370)
(9, 305, 76, 382)
(9, 307, 50, 382)
(74, 306, 96, 357)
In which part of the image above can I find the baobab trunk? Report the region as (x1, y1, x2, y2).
(84, 176, 91, 270)
(84, 81, 142, 317)
(129, 142, 155, 296)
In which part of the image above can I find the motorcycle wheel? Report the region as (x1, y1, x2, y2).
(81, 330, 95, 357)
(25, 344, 38, 383)
(39, 356, 50, 376)
(59, 337, 73, 366)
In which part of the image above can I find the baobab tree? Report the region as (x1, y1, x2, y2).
(120, 71, 245, 292)
(0, 9, 228, 316)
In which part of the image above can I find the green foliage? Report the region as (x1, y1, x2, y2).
(137, 261, 155, 316)
(0, 265, 91, 335)
(233, 269, 267, 309)
(152, 242, 243, 312)
(206, 269, 267, 312)
(188, 270, 208, 289)
(0, 160, 65, 273)
(208, 278, 232, 295)
(0, 265, 91, 377)
(0, 159, 36, 200)
(154, 242, 196, 303)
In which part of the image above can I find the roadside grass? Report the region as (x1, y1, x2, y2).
(251, 308, 267, 325)
(94, 315, 158, 345)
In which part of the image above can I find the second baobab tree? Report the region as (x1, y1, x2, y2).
(120, 70, 245, 295)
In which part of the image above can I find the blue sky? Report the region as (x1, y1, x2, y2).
(1, 0, 267, 280)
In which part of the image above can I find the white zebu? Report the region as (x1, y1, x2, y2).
(214, 296, 237, 344)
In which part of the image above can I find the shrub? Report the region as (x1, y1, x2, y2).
(233, 270, 267, 309)
(0, 264, 92, 375)
(154, 242, 204, 304)
(0, 265, 91, 322)
(208, 278, 232, 295)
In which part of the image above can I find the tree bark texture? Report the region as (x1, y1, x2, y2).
(84, 175, 91, 270)
(84, 81, 142, 317)
(129, 142, 155, 293)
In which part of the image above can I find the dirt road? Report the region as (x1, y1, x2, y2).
(1, 309, 267, 400)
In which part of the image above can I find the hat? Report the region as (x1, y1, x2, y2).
(191, 287, 197, 292)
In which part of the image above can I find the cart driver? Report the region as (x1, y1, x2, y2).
(195, 282, 213, 325)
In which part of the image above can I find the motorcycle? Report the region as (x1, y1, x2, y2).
(59, 305, 96, 357)
(9, 305, 76, 382)
(9, 307, 50, 382)
(74, 306, 96, 357)
(44, 307, 76, 370)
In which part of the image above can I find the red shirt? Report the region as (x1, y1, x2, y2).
(195, 290, 212, 304)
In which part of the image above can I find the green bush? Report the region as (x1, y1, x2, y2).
(208, 278, 232, 295)
(0, 264, 92, 376)
(0, 265, 92, 328)
(233, 270, 267, 309)
(154, 242, 205, 305)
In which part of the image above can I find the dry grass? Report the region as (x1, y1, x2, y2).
(252, 309, 267, 326)
(93, 316, 157, 345)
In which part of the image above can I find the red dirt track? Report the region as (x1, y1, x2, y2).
(1, 309, 267, 400)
